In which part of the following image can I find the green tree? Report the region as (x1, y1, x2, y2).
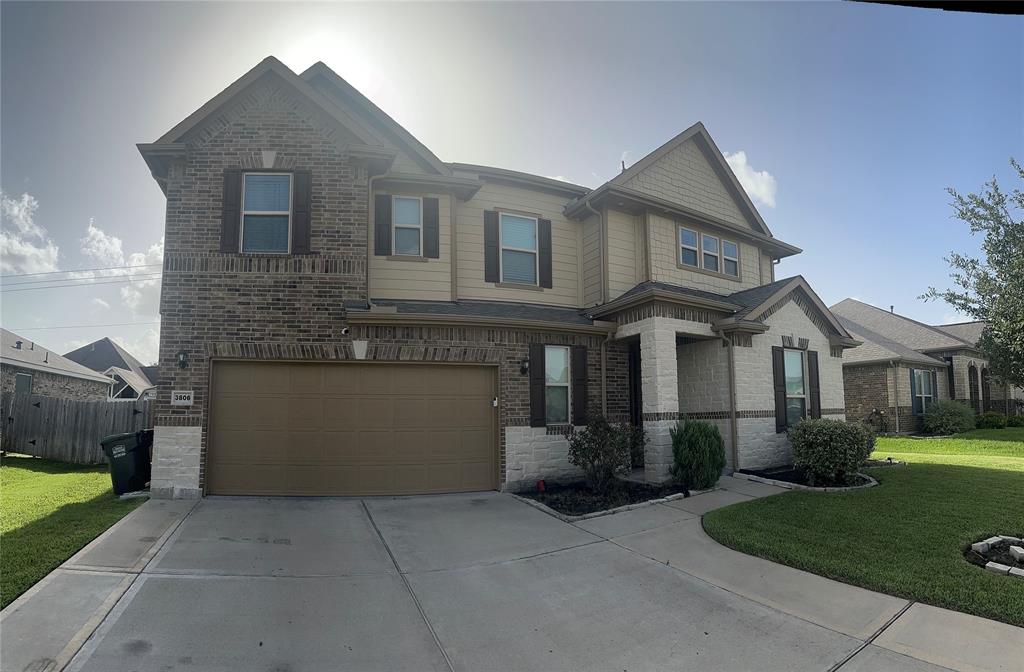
(923, 159, 1024, 387)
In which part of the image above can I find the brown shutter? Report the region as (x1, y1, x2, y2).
(772, 346, 787, 432)
(291, 170, 312, 254)
(529, 343, 546, 427)
(484, 210, 499, 282)
(539, 218, 553, 288)
(423, 197, 440, 258)
(374, 194, 392, 256)
(807, 350, 821, 419)
(220, 169, 242, 253)
(571, 345, 587, 425)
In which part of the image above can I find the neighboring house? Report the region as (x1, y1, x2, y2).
(831, 300, 1019, 433)
(138, 56, 860, 499)
(64, 337, 159, 399)
(0, 329, 112, 401)
(934, 320, 1024, 415)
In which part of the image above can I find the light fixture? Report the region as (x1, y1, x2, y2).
(520, 358, 530, 375)
(177, 351, 189, 369)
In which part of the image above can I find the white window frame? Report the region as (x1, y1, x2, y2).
(499, 212, 540, 285)
(701, 233, 720, 272)
(545, 345, 572, 424)
(722, 239, 739, 277)
(240, 172, 293, 254)
(391, 195, 423, 257)
(914, 369, 934, 414)
(679, 226, 699, 268)
(784, 349, 807, 424)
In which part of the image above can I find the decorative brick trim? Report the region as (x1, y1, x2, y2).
(164, 252, 364, 277)
(614, 300, 726, 327)
(641, 412, 680, 422)
(830, 346, 843, 358)
(821, 407, 846, 415)
(736, 410, 776, 419)
(762, 287, 834, 339)
(209, 342, 350, 360)
(155, 415, 203, 427)
(731, 333, 753, 348)
(545, 424, 573, 436)
(681, 411, 730, 420)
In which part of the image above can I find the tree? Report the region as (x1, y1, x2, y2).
(923, 159, 1024, 387)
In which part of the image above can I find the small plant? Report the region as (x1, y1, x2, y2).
(669, 420, 726, 490)
(790, 419, 875, 486)
(922, 400, 976, 435)
(1007, 415, 1024, 428)
(624, 423, 647, 469)
(565, 416, 631, 494)
(976, 411, 1008, 429)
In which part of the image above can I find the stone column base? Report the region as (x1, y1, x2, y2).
(150, 425, 203, 499)
(643, 419, 676, 483)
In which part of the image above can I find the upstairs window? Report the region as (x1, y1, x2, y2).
(784, 349, 806, 426)
(241, 173, 291, 253)
(545, 345, 571, 423)
(723, 240, 739, 277)
(679, 227, 699, 267)
(702, 234, 720, 272)
(392, 196, 422, 256)
(500, 213, 538, 285)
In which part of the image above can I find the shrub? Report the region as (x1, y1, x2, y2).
(1007, 415, 1024, 428)
(789, 419, 875, 486)
(565, 416, 631, 493)
(623, 423, 648, 469)
(922, 400, 976, 435)
(669, 420, 726, 490)
(976, 411, 1008, 429)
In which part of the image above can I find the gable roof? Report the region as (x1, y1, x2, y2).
(608, 122, 771, 236)
(830, 299, 975, 352)
(107, 366, 156, 396)
(723, 276, 857, 342)
(301, 62, 449, 176)
(837, 317, 947, 367)
(1, 329, 112, 384)
(64, 337, 156, 389)
(935, 321, 985, 346)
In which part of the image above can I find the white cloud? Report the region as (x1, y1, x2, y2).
(91, 297, 111, 310)
(112, 327, 160, 365)
(724, 151, 777, 208)
(80, 219, 125, 267)
(0, 191, 60, 275)
(78, 222, 164, 317)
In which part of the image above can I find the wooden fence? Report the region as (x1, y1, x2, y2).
(2, 394, 154, 464)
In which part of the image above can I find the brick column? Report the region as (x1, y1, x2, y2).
(640, 321, 679, 482)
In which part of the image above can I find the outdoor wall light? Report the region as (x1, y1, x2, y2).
(520, 358, 530, 375)
(177, 351, 189, 369)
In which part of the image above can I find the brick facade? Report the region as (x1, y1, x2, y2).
(0, 365, 109, 401)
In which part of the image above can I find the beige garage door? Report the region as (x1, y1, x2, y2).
(207, 361, 498, 496)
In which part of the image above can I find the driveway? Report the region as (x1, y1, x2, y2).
(2, 478, 1021, 672)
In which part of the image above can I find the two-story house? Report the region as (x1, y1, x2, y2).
(139, 57, 859, 499)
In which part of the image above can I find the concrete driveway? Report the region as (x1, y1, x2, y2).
(2, 478, 1021, 672)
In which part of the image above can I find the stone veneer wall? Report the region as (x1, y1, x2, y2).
(0, 365, 109, 401)
(677, 338, 734, 470)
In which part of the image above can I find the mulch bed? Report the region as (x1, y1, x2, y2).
(519, 480, 690, 516)
(738, 466, 870, 489)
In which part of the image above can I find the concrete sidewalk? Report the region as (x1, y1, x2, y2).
(1, 480, 1020, 672)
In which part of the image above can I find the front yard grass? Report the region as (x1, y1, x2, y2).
(703, 429, 1024, 627)
(1, 454, 143, 609)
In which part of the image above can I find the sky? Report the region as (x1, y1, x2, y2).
(2, 1, 1022, 364)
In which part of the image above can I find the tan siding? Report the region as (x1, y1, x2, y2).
(647, 213, 763, 293)
(370, 191, 452, 301)
(606, 209, 639, 301)
(582, 215, 602, 307)
(622, 138, 751, 230)
(456, 182, 580, 307)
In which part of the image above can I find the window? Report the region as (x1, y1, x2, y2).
(784, 349, 806, 426)
(392, 196, 422, 256)
(913, 369, 934, 414)
(679, 227, 699, 267)
(702, 234, 720, 272)
(14, 373, 32, 395)
(500, 213, 538, 285)
(722, 240, 739, 277)
(241, 173, 291, 253)
(545, 345, 571, 423)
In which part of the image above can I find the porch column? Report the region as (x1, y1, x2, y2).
(640, 322, 679, 482)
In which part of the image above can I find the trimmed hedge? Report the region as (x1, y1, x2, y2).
(670, 420, 726, 490)
(1007, 415, 1024, 428)
(922, 399, 976, 435)
(790, 419, 875, 486)
(977, 411, 1008, 429)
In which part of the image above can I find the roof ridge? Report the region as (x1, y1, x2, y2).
(847, 299, 977, 348)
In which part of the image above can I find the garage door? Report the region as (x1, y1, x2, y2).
(207, 361, 497, 496)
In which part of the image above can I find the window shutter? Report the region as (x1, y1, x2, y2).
(538, 218, 553, 288)
(220, 169, 242, 253)
(772, 346, 787, 433)
(945, 357, 955, 398)
(932, 370, 939, 403)
(807, 350, 821, 419)
(571, 345, 587, 425)
(374, 194, 392, 256)
(529, 343, 546, 427)
(291, 170, 312, 254)
(910, 369, 921, 415)
(423, 197, 440, 258)
(484, 210, 500, 283)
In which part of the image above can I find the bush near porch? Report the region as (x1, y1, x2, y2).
(703, 429, 1024, 627)
(1, 455, 143, 608)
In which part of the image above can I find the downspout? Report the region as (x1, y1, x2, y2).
(723, 333, 740, 471)
(891, 360, 900, 434)
(582, 200, 605, 304)
(365, 170, 387, 308)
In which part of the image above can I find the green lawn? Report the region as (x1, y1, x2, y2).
(703, 428, 1024, 627)
(1, 455, 143, 608)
